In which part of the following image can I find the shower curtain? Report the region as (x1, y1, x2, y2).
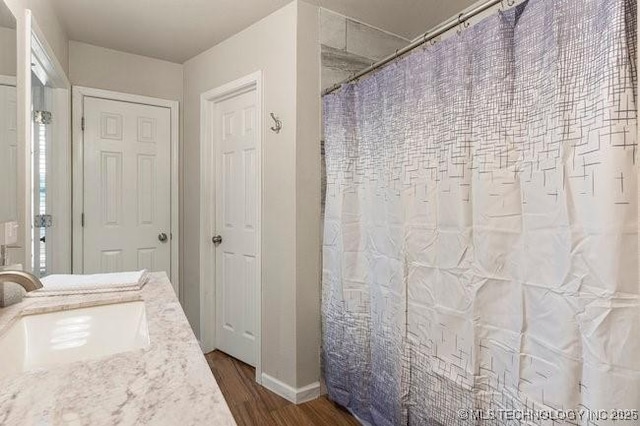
(322, 0, 638, 425)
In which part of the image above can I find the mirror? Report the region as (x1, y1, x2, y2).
(0, 1, 17, 226)
(29, 15, 72, 277)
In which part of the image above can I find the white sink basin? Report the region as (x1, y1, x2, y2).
(0, 301, 150, 378)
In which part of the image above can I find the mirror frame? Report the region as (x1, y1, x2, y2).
(18, 10, 71, 273)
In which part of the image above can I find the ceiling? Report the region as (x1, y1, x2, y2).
(51, 0, 291, 63)
(51, 0, 478, 64)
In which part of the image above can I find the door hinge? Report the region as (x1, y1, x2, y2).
(34, 110, 53, 125)
(81, 213, 85, 227)
(81, 116, 85, 131)
(34, 214, 53, 228)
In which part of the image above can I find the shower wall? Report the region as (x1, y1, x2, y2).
(320, 8, 409, 91)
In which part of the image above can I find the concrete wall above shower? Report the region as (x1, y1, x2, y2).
(319, 8, 409, 91)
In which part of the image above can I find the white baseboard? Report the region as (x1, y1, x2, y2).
(261, 373, 321, 404)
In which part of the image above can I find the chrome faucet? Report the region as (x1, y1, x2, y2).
(0, 270, 43, 292)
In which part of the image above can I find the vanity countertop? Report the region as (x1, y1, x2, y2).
(0, 272, 236, 426)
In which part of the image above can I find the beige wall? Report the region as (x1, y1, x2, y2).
(183, 0, 321, 390)
(0, 26, 16, 77)
(183, 0, 297, 380)
(5, 0, 68, 74)
(69, 41, 183, 102)
(295, 0, 321, 388)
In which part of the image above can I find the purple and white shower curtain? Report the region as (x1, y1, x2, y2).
(322, 0, 638, 425)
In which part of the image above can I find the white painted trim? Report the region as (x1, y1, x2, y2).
(71, 86, 181, 298)
(49, 88, 71, 273)
(30, 18, 69, 89)
(199, 91, 215, 351)
(0, 75, 16, 86)
(71, 88, 83, 275)
(19, 11, 33, 273)
(261, 373, 321, 404)
(199, 71, 263, 382)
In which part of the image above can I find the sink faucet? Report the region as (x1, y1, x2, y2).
(0, 270, 43, 292)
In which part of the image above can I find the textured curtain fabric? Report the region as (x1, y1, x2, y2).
(322, 0, 638, 425)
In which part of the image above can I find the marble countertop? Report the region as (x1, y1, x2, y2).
(0, 272, 236, 426)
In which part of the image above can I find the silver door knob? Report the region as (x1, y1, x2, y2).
(212, 235, 222, 245)
(158, 233, 168, 243)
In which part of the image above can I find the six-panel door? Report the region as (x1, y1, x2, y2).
(83, 97, 171, 275)
(214, 88, 258, 366)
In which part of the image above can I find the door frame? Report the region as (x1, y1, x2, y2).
(72, 86, 180, 297)
(199, 71, 263, 382)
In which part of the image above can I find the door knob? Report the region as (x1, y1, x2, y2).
(158, 233, 168, 243)
(212, 235, 223, 245)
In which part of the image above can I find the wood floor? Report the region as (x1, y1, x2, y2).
(205, 350, 359, 426)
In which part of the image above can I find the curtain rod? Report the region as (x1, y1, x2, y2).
(322, 0, 508, 96)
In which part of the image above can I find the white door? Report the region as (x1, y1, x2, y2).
(214, 88, 258, 366)
(83, 97, 171, 274)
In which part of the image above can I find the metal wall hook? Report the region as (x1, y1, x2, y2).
(270, 113, 282, 134)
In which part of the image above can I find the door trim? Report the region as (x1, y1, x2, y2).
(72, 86, 180, 297)
(199, 71, 263, 382)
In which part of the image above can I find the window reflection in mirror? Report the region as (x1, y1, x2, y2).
(32, 71, 50, 276)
